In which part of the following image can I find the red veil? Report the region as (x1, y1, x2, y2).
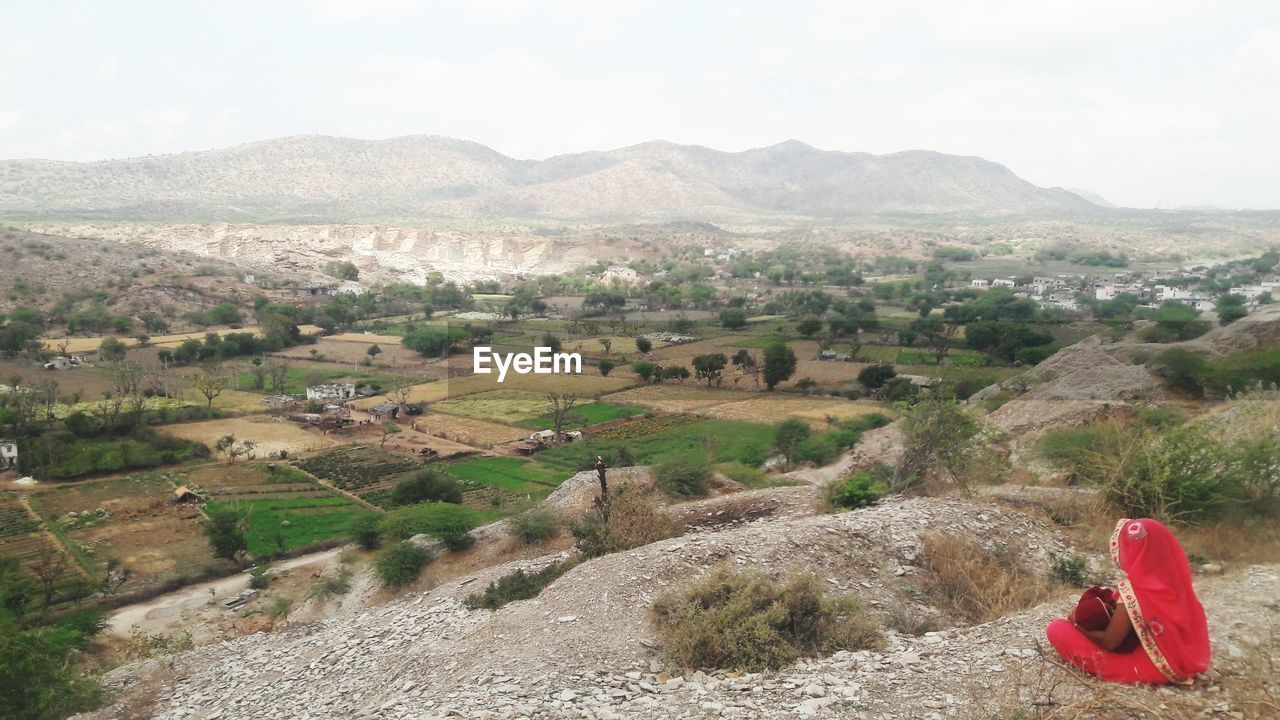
(1109, 518, 1212, 683)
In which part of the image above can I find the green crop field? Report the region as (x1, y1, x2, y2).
(440, 456, 568, 493)
(537, 418, 776, 473)
(207, 496, 370, 556)
(433, 390, 560, 424)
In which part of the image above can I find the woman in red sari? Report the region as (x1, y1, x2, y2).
(1045, 518, 1211, 684)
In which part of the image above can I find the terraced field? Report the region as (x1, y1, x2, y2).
(295, 445, 422, 498)
(206, 496, 372, 555)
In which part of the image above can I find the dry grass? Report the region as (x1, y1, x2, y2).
(701, 395, 886, 428)
(919, 533, 1058, 624)
(603, 386, 758, 413)
(41, 325, 324, 353)
(409, 412, 529, 447)
(161, 416, 340, 456)
(351, 373, 633, 410)
(433, 390, 573, 424)
(325, 332, 406, 344)
(567, 336, 668, 356)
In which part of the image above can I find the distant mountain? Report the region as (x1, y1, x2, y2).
(0, 135, 1102, 222)
(1066, 187, 1115, 208)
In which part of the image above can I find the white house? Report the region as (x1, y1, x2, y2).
(601, 266, 639, 284)
(971, 279, 989, 288)
(0, 440, 17, 469)
(306, 383, 357, 402)
(992, 278, 1017, 288)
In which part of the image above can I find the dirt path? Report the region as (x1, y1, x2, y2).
(106, 547, 343, 636)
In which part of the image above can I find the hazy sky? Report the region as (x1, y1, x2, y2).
(2, 1, 1278, 209)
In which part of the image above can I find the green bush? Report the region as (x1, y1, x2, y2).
(1050, 553, 1089, 587)
(507, 509, 561, 545)
(653, 459, 711, 498)
(348, 513, 382, 550)
(390, 470, 464, 506)
(824, 473, 882, 511)
(248, 566, 271, 590)
(464, 559, 579, 610)
(651, 568, 882, 672)
(380, 502, 481, 542)
(716, 461, 775, 489)
(375, 542, 433, 587)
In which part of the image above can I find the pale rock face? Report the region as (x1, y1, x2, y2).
(43, 222, 637, 284)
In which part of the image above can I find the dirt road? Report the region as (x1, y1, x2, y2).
(106, 547, 344, 636)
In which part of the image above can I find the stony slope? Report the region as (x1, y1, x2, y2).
(81, 493, 1278, 719)
(0, 136, 1100, 222)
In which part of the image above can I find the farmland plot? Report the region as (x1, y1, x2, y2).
(700, 395, 887, 428)
(433, 390, 560, 425)
(411, 413, 529, 447)
(295, 445, 421, 497)
(163, 416, 340, 457)
(206, 496, 370, 556)
(602, 386, 759, 413)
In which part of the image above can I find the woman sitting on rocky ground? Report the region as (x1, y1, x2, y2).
(1045, 518, 1211, 685)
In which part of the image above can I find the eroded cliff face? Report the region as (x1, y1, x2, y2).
(39, 223, 639, 284)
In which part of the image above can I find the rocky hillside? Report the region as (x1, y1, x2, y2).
(81, 489, 1278, 720)
(0, 136, 1101, 222)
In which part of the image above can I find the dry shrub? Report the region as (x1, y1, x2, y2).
(919, 533, 1057, 624)
(1178, 519, 1280, 566)
(571, 487, 682, 558)
(880, 601, 948, 636)
(651, 567, 883, 672)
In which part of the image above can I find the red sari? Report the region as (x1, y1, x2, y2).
(1045, 518, 1211, 684)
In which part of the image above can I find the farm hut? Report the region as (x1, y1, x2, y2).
(368, 402, 401, 424)
(173, 486, 202, 504)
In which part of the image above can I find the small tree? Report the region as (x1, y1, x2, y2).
(379, 422, 401, 448)
(375, 542, 431, 586)
(654, 459, 711, 497)
(349, 514, 382, 549)
(366, 344, 382, 360)
(97, 336, 128, 364)
(599, 338, 612, 355)
(633, 361, 658, 382)
(267, 360, 291, 394)
(762, 340, 797, 390)
(775, 418, 812, 470)
(192, 365, 228, 410)
(720, 307, 748, 329)
(205, 507, 248, 562)
(634, 336, 653, 354)
(858, 364, 897, 389)
(391, 470, 463, 505)
(893, 389, 979, 491)
(546, 393, 580, 437)
(692, 353, 728, 386)
(796, 317, 823, 338)
(598, 359, 617, 377)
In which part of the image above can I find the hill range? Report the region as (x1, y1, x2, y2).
(0, 136, 1102, 223)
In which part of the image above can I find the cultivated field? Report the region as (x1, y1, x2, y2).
(350, 372, 635, 410)
(162, 416, 339, 456)
(699, 395, 886, 427)
(410, 412, 529, 447)
(432, 390, 561, 424)
(602, 386, 759, 413)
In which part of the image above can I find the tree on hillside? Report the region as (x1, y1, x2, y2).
(634, 336, 653, 354)
(366, 344, 382, 360)
(732, 349, 759, 387)
(893, 389, 979, 492)
(774, 418, 811, 470)
(762, 340, 797, 390)
(633, 361, 659, 383)
(1217, 294, 1248, 325)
